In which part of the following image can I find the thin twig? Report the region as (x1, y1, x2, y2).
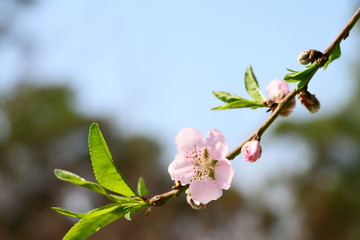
(226, 7, 360, 161)
(150, 7, 360, 205)
(324, 7, 360, 56)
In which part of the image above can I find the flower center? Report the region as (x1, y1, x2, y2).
(186, 146, 218, 181)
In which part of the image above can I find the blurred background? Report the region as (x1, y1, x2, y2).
(1, 0, 360, 239)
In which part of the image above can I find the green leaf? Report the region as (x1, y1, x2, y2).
(124, 211, 132, 221)
(323, 44, 341, 69)
(212, 91, 243, 103)
(212, 98, 265, 110)
(285, 68, 298, 73)
(284, 63, 318, 84)
(52, 203, 120, 219)
(137, 177, 149, 197)
(54, 169, 126, 202)
(244, 66, 266, 102)
(58, 199, 148, 239)
(296, 65, 319, 90)
(54, 169, 108, 195)
(62, 205, 127, 240)
(89, 123, 137, 197)
(52, 207, 88, 219)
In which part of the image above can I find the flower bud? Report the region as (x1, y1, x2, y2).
(297, 49, 324, 65)
(266, 79, 290, 103)
(298, 90, 320, 113)
(266, 79, 296, 117)
(297, 50, 312, 65)
(278, 97, 296, 117)
(241, 140, 262, 162)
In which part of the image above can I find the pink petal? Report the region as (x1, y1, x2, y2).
(214, 159, 234, 190)
(168, 153, 195, 185)
(175, 128, 205, 152)
(266, 79, 290, 102)
(188, 178, 223, 204)
(206, 129, 228, 159)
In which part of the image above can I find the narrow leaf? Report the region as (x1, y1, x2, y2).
(244, 66, 266, 101)
(137, 177, 149, 197)
(52, 203, 120, 219)
(212, 91, 243, 103)
(54, 169, 126, 202)
(54, 169, 107, 195)
(285, 68, 298, 73)
(124, 211, 132, 221)
(89, 123, 137, 197)
(212, 98, 265, 110)
(323, 44, 341, 69)
(52, 207, 88, 219)
(284, 63, 318, 83)
(62, 205, 127, 240)
(60, 199, 148, 239)
(296, 65, 319, 90)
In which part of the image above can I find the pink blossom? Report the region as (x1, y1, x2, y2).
(168, 128, 234, 205)
(266, 79, 290, 103)
(266, 79, 296, 116)
(241, 140, 262, 162)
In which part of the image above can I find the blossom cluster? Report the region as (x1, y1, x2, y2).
(168, 78, 297, 206)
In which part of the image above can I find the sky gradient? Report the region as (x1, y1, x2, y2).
(1, 0, 359, 195)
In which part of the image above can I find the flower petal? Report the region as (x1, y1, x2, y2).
(168, 153, 195, 185)
(188, 178, 223, 204)
(214, 159, 234, 190)
(175, 128, 205, 152)
(206, 129, 228, 159)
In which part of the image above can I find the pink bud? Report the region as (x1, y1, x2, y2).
(241, 140, 262, 162)
(266, 79, 296, 117)
(266, 79, 290, 103)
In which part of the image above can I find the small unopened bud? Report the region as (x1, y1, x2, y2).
(297, 49, 324, 65)
(266, 79, 290, 103)
(186, 190, 206, 210)
(266, 79, 296, 117)
(298, 90, 320, 113)
(279, 97, 296, 117)
(297, 50, 312, 65)
(241, 140, 262, 162)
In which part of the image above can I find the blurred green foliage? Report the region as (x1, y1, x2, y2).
(272, 46, 360, 240)
(0, 84, 245, 240)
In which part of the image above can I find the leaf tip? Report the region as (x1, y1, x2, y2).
(54, 169, 65, 179)
(90, 122, 99, 131)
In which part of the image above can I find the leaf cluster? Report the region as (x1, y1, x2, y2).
(212, 66, 267, 110)
(53, 123, 150, 240)
(284, 45, 341, 89)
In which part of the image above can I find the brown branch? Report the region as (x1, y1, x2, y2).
(226, 7, 360, 161)
(324, 7, 360, 56)
(149, 7, 360, 206)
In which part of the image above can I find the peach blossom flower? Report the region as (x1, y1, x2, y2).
(168, 128, 234, 205)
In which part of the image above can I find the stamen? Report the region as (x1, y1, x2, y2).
(188, 147, 216, 181)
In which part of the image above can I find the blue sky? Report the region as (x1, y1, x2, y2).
(1, 1, 359, 195)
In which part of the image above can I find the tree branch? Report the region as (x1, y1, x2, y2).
(226, 7, 360, 161)
(150, 7, 360, 206)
